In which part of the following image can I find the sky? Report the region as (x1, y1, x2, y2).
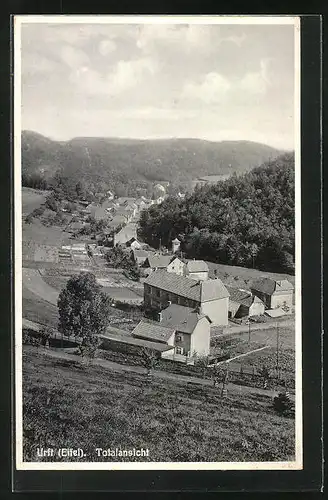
(20, 19, 297, 150)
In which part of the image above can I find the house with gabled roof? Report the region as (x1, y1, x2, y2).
(226, 286, 265, 319)
(144, 270, 229, 326)
(131, 248, 149, 266)
(132, 303, 211, 360)
(142, 254, 173, 273)
(185, 260, 209, 281)
(167, 256, 185, 276)
(251, 278, 294, 310)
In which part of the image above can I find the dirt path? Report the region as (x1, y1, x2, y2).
(38, 346, 283, 399)
(23, 268, 59, 305)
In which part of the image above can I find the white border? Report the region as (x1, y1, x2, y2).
(14, 15, 302, 471)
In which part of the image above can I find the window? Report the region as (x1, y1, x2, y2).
(176, 334, 183, 342)
(176, 346, 183, 355)
(156, 288, 160, 297)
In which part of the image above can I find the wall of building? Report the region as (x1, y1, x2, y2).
(144, 285, 199, 311)
(251, 289, 271, 308)
(185, 270, 209, 281)
(190, 317, 210, 356)
(201, 297, 229, 326)
(167, 259, 185, 276)
(271, 292, 293, 309)
(174, 330, 191, 356)
(249, 300, 265, 316)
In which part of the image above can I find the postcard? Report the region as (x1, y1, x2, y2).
(14, 14, 302, 471)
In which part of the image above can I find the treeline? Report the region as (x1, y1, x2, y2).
(138, 153, 295, 273)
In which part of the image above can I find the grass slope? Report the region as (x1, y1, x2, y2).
(22, 187, 48, 213)
(23, 347, 295, 463)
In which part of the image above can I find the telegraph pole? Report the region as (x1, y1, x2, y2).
(276, 322, 280, 379)
(248, 320, 251, 346)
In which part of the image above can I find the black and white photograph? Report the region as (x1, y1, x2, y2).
(14, 15, 301, 470)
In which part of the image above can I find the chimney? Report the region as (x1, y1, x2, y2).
(157, 311, 162, 322)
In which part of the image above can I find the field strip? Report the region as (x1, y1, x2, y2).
(23, 268, 59, 305)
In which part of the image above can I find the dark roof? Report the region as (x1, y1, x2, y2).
(100, 330, 173, 352)
(251, 278, 294, 295)
(146, 254, 172, 269)
(161, 304, 211, 334)
(226, 286, 264, 307)
(144, 270, 229, 302)
(186, 260, 209, 273)
(132, 320, 175, 343)
(133, 249, 149, 259)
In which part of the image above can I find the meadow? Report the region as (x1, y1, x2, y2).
(23, 347, 295, 463)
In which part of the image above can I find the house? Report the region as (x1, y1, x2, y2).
(144, 270, 229, 326)
(166, 256, 185, 276)
(160, 304, 211, 358)
(106, 190, 114, 200)
(142, 254, 172, 273)
(131, 303, 211, 360)
(107, 215, 128, 230)
(131, 248, 149, 266)
(185, 260, 209, 281)
(113, 207, 131, 222)
(89, 206, 108, 221)
(155, 196, 165, 205)
(113, 224, 138, 246)
(126, 237, 142, 250)
(226, 286, 265, 319)
(251, 278, 294, 310)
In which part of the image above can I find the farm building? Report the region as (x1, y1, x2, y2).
(144, 270, 229, 326)
(113, 224, 138, 246)
(126, 237, 142, 250)
(131, 248, 149, 266)
(132, 304, 211, 361)
(167, 256, 185, 276)
(251, 278, 294, 310)
(185, 260, 209, 281)
(226, 286, 265, 319)
(142, 254, 172, 273)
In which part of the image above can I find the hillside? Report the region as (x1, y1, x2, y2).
(138, 152, 295, 273)
(22, 130, 283, 191)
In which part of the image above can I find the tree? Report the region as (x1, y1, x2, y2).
(257, 365, 271, 389)
(39, 325, 53, 347)
(78, 335, 101, 365)
(139, 347, 160, 380)
(57, 272, 111, 350)
(194, 354, 209, 378)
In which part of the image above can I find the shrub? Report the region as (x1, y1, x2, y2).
(273, 392, 294, 417)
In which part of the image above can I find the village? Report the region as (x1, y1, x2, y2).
(22, 182, 295, 395)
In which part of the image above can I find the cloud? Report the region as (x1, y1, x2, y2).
(182, 72, 231, 103)
(98, 38, 117, 56)
(239, 58, 272, 94)
(60, 44, 89, 69)
(181, 59, 272, 104)
(70, 57, 158, 96)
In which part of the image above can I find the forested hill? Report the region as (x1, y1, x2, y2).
(22, 130, 282, 194)
(138, 153, 295, 274)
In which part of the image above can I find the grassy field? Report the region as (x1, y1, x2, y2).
(23, 347, 295, 463)
(23, 287, 59, 328)
(22, 187, 47, 214)
(22, 219, 72, 246)
(225, 324, 295, 351)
